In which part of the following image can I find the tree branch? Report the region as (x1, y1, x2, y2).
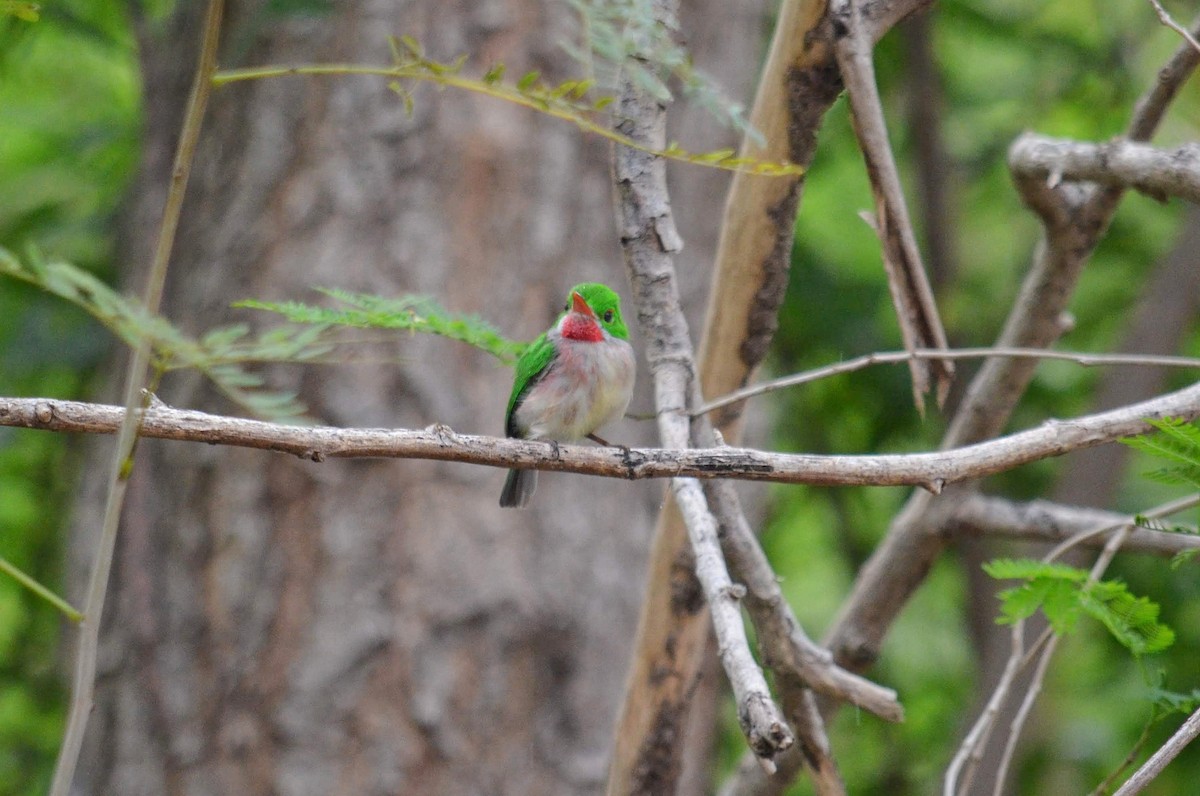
(3, 384, 1199, 488)
(1113, 704, 1200, 796)
(832, 0, 952, 409)
(705, 479, 903, 722)
(1011, 135, 1200, 204)
(607, 0, 792, 784)
(694, 346, 1200, 418)
(949, 494, 1200, 557)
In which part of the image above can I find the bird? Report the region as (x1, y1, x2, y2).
(499, 282, 636, 508)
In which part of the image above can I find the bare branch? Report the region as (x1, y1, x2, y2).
(1011, 135, 1200, 203)
(950, 495, 1200, 557)
(695, 347, 1200, 418)
(3, 382, 1199, 488)
(1113, 704, 1200, 796)
(832, 0, 952, 409)
(607, 0, 791, 783)
(674, 478, 793, 766)
(1145, 0, 1200, 57)
(705, 479, 903, 721)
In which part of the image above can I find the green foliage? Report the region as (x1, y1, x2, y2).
(1121, 417, 1200, 491)
(0, 5, 139, 791)
(0, 2, 38, 22)
(236, 287, 527, 365)
(1148, 685, 1200, 716)
(985, 559, 1175, 656)
(563, 0, 758, 142)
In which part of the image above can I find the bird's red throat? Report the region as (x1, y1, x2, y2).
(560, 314, 604, 342)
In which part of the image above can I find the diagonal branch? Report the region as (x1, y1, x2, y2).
(832, 0, 952, 409)
(705, 479, 902, 722)
(1113, 704, 1200, 796)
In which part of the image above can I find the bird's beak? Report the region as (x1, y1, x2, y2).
(570, 291, 595, 317)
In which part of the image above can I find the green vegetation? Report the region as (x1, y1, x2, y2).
(0, 2, 138, 791)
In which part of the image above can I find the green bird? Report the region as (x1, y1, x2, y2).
(500, 283, 637, 508)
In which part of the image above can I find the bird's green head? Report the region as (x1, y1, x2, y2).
(566, 282, 630, 341)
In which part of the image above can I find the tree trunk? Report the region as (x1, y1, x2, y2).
(63, 2, 705, 793)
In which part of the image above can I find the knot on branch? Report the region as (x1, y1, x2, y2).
(740, 692, 795, 760)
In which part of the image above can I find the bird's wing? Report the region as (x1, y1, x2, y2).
(505, 332, 557, 438)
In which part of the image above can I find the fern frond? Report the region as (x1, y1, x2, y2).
(1149, 686, 1200, 715)
(984, 557, 1175, 656)
(211, 44, 804, 178)
(1079, 581, 1175, 656)
(1122, 418, 1200, 489)
(237, 288, 525, 364)
(0, 247, 316, 420)
(982, 558, 1088, 582)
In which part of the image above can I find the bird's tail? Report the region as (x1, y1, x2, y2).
(499, 468, 537, 508)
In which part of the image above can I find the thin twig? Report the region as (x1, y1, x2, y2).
(0, 555, 82, 622)
(1113, 703, 1200, 796)
(944, 621, 1024, 796)
(212, 63, 802, 178)
(1145, 0, 1200, 56)
(1091, 720, 1158, 796)
(990, 632, 1061, 796)
(694, 347, 1200, 417)
(49, 2, 223, 793)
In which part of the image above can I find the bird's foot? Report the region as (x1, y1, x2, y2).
(588, 433, 631, 458)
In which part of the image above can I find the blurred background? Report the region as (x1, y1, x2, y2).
(0, 0, 1197, 793)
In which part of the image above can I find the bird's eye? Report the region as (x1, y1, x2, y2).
(603, 309, 614, 323)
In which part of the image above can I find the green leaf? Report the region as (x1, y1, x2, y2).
(517, 71, 540, 91)
(1149, 686, 1200, 715)
(482, 63, 506, 84)
(1122, 418, 1200, 489)
(983, 558, 1088, 582)
(1079, 581, 1175, 656)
